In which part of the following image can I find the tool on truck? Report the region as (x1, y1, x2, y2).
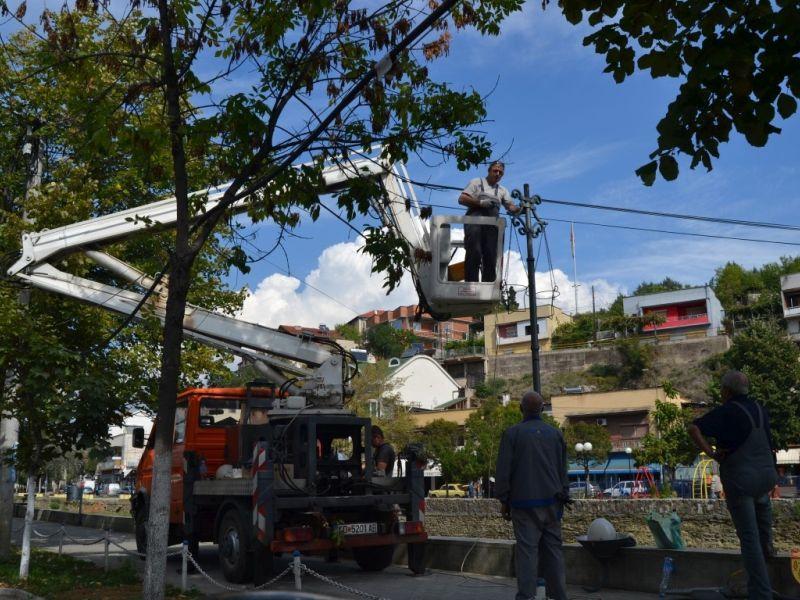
(7, 154, 510, 583)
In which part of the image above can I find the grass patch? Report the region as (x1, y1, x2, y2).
(0, 548, 199, 599)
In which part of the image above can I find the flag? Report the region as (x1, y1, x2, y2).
(570, 222, 576, 258)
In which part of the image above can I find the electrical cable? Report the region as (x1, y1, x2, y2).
(539, 197, 800, 232)
(385, 172, 800, 234)
(417, 201, 800, 247)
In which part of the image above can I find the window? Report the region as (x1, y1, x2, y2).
(523, 322, 541, 336)
(497, 324, 518, 339)
(412, 322, 421, 331)
(199, 398, 242, 428)
(647, 309, 668, 320)
(174, 406, 187, 444)
(684, 305, 706, 317)
(787, 293, 800, 309)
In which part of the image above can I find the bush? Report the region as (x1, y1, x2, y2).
(48, 500, 61, 510)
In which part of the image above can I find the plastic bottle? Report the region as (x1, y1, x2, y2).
(658, 556, 674, 598)
(534, 577, 547, 600)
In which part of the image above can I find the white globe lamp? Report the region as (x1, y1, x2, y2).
(587, 517, 617, 541)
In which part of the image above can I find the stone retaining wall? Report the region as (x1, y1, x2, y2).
(424, 498, 800, 551)
(488, 335, 730, 380)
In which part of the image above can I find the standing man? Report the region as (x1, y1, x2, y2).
(496, 391, 569, 600)
(458, 161, 520, 283)
(688, 371, 777, 600)
(371, 426, 396, 476)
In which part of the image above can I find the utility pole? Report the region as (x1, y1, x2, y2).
(510, 185, 546, 394)
(592, 285, 597, 342)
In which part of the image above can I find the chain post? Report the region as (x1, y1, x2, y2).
(103, 528, 110, 572)
(58, 526, 64, 556)
(293, 550, 302, 590)
(181, 540, 188, 591)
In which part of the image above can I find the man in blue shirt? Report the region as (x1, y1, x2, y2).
(496, 391, 569, 600)
(688, 371, 777, 600)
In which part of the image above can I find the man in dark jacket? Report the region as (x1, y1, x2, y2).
(688, 371, 777, 600)
(496, 391, 569, 600)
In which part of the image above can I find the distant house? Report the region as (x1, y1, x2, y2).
(622, 286, 724, 339)
(483, 305, 572, 355)
(780, 273, 800, 341)
(346, 304, 473, 356)
(381, 355, 463, 412)
(550, 387, 687, 451)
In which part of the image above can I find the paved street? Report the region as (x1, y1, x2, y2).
(11, 518, 659, 599)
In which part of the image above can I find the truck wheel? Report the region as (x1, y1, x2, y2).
(408, 542, 426, 575)
(353, 544, 395, 572)
(218, 510, 253, 583)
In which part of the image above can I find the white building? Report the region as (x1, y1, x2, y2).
(381, 355, 462, 412)
(96, 416, 153, 480)
(780, 273, 800, 341)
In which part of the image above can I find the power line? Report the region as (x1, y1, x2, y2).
(543, 216, 800, 247)
(390, 173, 800, 232)
(417, 201, 800, 247)
(538, 197, 800, 233)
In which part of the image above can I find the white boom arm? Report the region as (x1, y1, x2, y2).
(7, 157, 433, 407)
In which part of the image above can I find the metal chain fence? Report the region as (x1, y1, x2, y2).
(14, 521, 394, 598)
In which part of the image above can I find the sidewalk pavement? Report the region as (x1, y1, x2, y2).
(11, 518, 660, 599)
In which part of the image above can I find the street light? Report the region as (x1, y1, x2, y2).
(625, 447, 633, 479)
(575, 442, 593, 497)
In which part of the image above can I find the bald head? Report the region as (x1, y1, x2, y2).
(720, 370, 749, 401)
(520, 390, 544, 418)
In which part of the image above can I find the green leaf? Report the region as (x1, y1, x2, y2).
(658, 155, 679, 181)
(635, 160, 658, 186)
(777, 93, 797, 119)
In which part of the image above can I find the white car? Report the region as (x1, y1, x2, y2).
(603, 480, 648, 498)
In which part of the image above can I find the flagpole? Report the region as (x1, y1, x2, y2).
(571, 222, 579, 315)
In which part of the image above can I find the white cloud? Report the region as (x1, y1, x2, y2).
(516, 142, 626, 186)
(502, 250, 624, 315)
(240, 241, 417, 328)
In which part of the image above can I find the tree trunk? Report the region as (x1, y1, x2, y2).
(19, 473, 36, 579)
(0, 417, 18, 559)
(142, 257, 192, 600)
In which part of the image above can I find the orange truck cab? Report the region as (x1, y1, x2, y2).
(131, 386, 427, 584)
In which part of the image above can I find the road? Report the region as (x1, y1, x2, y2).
(12, 518, 659, 599)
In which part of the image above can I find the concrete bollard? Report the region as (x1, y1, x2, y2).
(103, 528, 110, 572)
(293, 550, 302, 590)
(181, 540, 188, 592)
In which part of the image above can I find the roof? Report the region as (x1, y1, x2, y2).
(277, 324, 333, 338)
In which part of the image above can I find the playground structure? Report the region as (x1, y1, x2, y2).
(634, 466, 657, 498)
(691, 456, 716, 499)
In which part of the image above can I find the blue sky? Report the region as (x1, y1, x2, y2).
(238, 3, 800, 327)
(4, 3, 797, 328)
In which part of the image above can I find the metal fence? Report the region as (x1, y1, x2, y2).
(14, 522, 391, 598)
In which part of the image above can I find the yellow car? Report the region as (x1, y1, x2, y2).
(429, 483, 469, 498)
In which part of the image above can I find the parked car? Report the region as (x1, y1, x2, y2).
(569, 481, 600, 497)
(429, 483, 468, 498)
(603, 480, 649, 497)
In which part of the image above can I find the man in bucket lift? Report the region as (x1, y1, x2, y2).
(458, 161, 520, 282)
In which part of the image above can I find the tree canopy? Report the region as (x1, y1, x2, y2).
(555, 1, 800, 184)
(0, 0, 528, 592)
(710, 319, 800, 449)
(366, 323, 417, 359)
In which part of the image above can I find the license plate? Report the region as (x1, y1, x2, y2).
(337, 522, 378, 536)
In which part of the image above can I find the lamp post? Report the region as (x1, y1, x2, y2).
(625, 447, 633, 478)
(575, 442, 593, 497)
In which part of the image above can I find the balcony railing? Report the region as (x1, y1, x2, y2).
(610, 438, 644, 451)
(643, 313, 709, 331)
(443, 346, 484, 359)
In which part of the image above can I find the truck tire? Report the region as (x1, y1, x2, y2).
(218, 509, 253, 583)
(353, 544, 395, 572)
